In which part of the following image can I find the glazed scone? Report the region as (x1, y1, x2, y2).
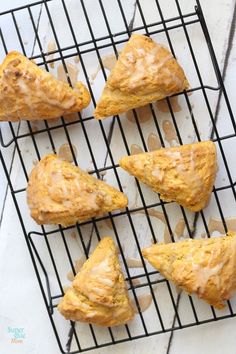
(142, 232, 236, 309)
(0, 51, 90, 121)
(119, 141, 217, 212)
(58, 237, 135, 326)
(27, 155, 128, 226)
(94, 34, 189, 118)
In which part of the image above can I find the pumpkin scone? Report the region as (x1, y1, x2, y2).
(94, 34, 189, 118)
(142, 232, 236, 309)
(27, 155, 128, 226)
(0, 51, 90, 121)
(58, 237, 135, 326)
(119, 141, 217, 212)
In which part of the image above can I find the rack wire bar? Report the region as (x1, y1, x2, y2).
(1, 0, 236, 352)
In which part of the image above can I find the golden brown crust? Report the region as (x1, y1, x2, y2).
(119, 141, 217, 212)
(94, 34, 189, 118)
(142, 232, 236, 309)
(27, 155, 128, 226)
(0, 51, 90, 121)
(58, 237, 135, 326)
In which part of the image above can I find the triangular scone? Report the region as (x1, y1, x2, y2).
(142, 232, 236, 309)
(58, 237, 135, 326)
(27, 155, 128, 226)
(0, 51, 90, 121)
(119, 141, 217, 212)
(94, 34, 189, 118)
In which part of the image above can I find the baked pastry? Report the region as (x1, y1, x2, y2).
(94, 34, 189, 118)
(119, 141, 217, 212)
(27, 155, 128, 226)
(58, 237, 135, 326)
(0, 51, 90, 121)
(142, 232, 236, 309)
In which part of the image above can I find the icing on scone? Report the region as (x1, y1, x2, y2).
(94, 34, 189, 119)
(120, 141, 217, 212)
(142, 232, 236, 309)
(27, 155, 128, 226)
(58, 237, 135, 326)
(0, 51, 91, 121)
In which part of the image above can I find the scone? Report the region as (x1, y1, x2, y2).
(142, 232, 236, 309)
(27, 155, 128, 226)
(119, 141, 217, 212)
(94, 34, 189, 118)
(58, 237, 135, 326)
(0, 51, 90, 121)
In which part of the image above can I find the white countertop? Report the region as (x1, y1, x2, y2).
(1, 0, 236, 353)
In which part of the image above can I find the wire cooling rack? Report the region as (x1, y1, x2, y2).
(1, 0, 236, 353)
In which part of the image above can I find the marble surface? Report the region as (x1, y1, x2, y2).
(0, 0, 236, 353)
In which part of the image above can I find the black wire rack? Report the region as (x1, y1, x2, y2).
(1, 0, 236, 353)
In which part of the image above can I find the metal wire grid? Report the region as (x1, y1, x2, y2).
(0, 0, 236, 352)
